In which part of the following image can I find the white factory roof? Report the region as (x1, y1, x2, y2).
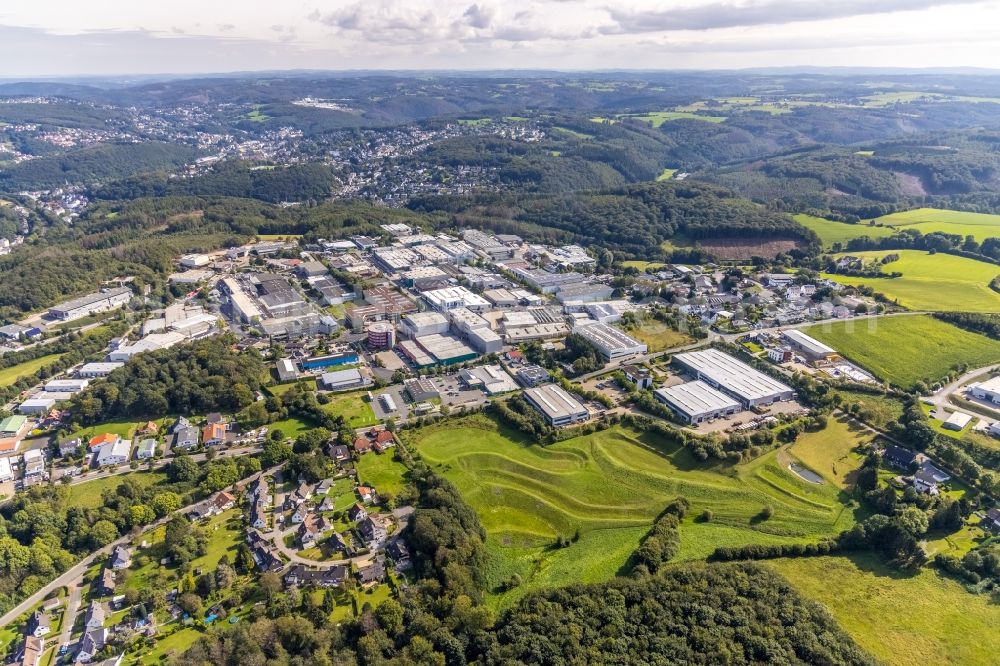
(973, 375, 1000, 395)
(524, 384, 588, 421)
(321, 368, 363, 387)
(783, 329, 836, 356)
(422, 286, 490, 310)
(655, 381, 741, 418)
(574, 323, 646, 353)
(673, 349, 793, 403)
(944, 411, 973, 429)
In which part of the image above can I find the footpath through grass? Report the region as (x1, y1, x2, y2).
(769, 553, 1000, 666)
(805, 315, 1000, 388)
(822, 249, 1000, 312)
(411, 415, 860, 606)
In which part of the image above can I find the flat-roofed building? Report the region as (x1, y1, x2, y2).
(276, 358, 299, 382)
(372, 247, 420, 273)
(574, 323, 647, 361)
(448, 307, 490, 334)
(524, 385, 590, 426)
(459, 364, 518, 394)
(415, 334, 479, 365)
(654, 380, 741, 424)
(398, 340, 436, 368)
(422, 286, 491, 312)
(515, 365, 550, 387)
(319, 368, 368, 391)
(673, 349, 795, 407)
(782, 330, 841, 365)
(483, 288, 519, 308)
(404, 377, 439, 402)
(504, 323, 569, 343)
(77, 362, 124, 378)
(509, 267, 581, 294)
(399, 312, 450, 338)
(556, 282, 614, 304)
(468, 327, 503, 353)
(43, 379, 89, 394)
(47, 287, 132, 322)
(220, 277, 263, 324)
(970, 375, 1000, 405)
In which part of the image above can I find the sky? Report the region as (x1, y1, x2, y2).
(2, 0, 1000, 77)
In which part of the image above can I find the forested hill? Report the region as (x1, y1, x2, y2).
(411, 179, 819, 259)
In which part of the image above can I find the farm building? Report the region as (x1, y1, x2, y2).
(654, 380, 741, 424)
(524, 385, 590, 426)
(573, 323, 647, 361)
(672, 349, 794, 407)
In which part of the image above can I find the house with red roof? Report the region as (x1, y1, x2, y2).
(88, 433, 121, 451)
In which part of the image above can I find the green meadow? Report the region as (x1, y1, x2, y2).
(875, 207, 1000, 242)
(0, 352, 67, 387)
(804, 315, 1000, 388)
(769, 554, 1000, 666)
(822, 249, 1000, 312)
(793, 213, 896, 248)
(411, 416, 860, 606)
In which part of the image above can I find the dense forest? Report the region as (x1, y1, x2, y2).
(69, 335, 266, 424)
(0, 142, 199, 190)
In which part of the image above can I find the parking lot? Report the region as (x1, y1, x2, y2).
(370, 383, 411, 421)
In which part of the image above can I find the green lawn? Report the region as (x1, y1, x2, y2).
(411, 416, 860, 606)
(621, 111, 727, 126)
(787, 415, 874, 489)
(69, 418, 141, 442)
(874, 207, 1000, 242)
(656, 168, 677, 181)
(0, 352, 67, 387)
(267, 416, 316, 439)
(189, 511, 243, 573)
(833, 389, 905, 429)
(822, 249, 1000, 312)
(67, 471, 167, 510)
(793, 213, 895, 248)
(769, 554, 1000, 666)
(355, 452, 410, 497)
(804, 315, 1000, 388)
(322, 390, 378, 428)
(620, 260, 667, 271)
(131, 625, 205, 664)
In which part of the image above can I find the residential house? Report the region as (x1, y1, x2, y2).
(27, 611, 51, 637)
(373, 430, 396, 453)
(356, 558, 386, 586)
(913, 461, 951, 495)
(386, 539, 412, 570)
(318, 495, 335, 512)
(249, 498, 268, 529)
(201, 423, 227, 446)
(294, 481, 313, 502)
(283, 564, 348, 588)
(353, 436, 372, 454)
(99, 569, 117, 596)
(328, 444, 350, 463)
(982, 508, 1000, 533)
(173, 426, 199, 449)
(110, 545, 131, 570)
(59, 438, 82, 457)
(298, 514, 331, 547)
(20, 636, 43, 666)
(882, 445, 918, 470)
(206, 413, 225, 426)
(95, 439, 131, 467)
(291, 502, 309, 525)
(214, 491, 237, 512)
(135, 438, 156, 460)
(139, 421, 158, 435)
(76, 627, 108, 663)
(357, 486, 377, 505)
(327, 531, 350, 556)
(172, 416, 191, 433)
(247, 532, 283, 573)
(349, 503, 368, 522)
(316, 478, 334, 495)
(84, 602, 106, 630)
(88, 433, 120, 452)
(358, 514, 389, 548)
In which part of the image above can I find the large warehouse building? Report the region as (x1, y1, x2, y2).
(573, 323, 647, 361)
(672, 349, 794, 407)
(47, 287, 132, 322)
(524, 385, 590, 426)
(782, 330, 841, 365)
(654, 381, 741, 424)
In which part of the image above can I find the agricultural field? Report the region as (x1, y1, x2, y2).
(769, 554, 1000, 666)
(591, 111, 725, 126)
(793, 213, 895, 248)
(786, 415, 875, 489)
(322, 390, 378, 428)
(0, 352, 66, 387)
(411, 416, 860, 606)
(804, 315, 1000, 388)
(873, 207, 1000, 242)
(822, 249, 1000, 312)
(833, 389, 905, 429)
(620, 260, 667, 271)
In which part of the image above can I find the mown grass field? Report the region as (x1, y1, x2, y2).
(656, 168, 677, 181)
(805, 315, 1000, 388)
(874, 207, 1000, 242)
(822, 249, 1000, 312)
(411, 416, 860, 606)
(793, 213, 896, 248)
(67, 471, 167, 510)
(0, 352, 66, 387)
(355, 451, 409, 497)
(769, 554, 1000, 666)
(787, 415, 874, 489)
(322, 390, 378, 428)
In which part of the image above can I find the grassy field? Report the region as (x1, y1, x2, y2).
(625, 320, 692, 352)
(833, 389, 905, 429)
(793, 213, 896, 248)
(769, 554, 1000, 666)
(67, 471, 167, 510)
(656, 168, 677, 181)
(355, 451, 409, 497)
(69, 418, 143, 442)
(874, 207, 1000, 242)
(412, 416, 859, 606)
(805, 315, 1000, 388)
(822, 249, 1000, 312)
(322, 391, 378, 428)
(787, 415, 874, 489)
(0, 352, 66, 387)
(266, 416, 315, 439)
(620, 260, 667, 271)
(622, 111, 727, 126)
